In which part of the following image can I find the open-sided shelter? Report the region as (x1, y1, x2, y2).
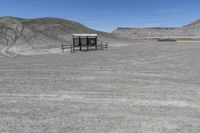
(72, 34, 98, 51)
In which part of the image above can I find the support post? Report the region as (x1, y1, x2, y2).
(79, 36, 82, 51)
(95, 37, 97, 50)
(87, 37, 89, 51)
(106, 42, 108, 50)
(72, 36, 74, 52)
(62, 44, 64, 53)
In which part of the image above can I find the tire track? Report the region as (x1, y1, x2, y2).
(1, 46, 17, 57)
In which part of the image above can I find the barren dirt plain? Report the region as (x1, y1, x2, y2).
(0, 40, 200, 133)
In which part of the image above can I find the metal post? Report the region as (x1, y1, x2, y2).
(79, 36, 82, 51)
(72, 36, 75, 52)
(62, 44, 64, 53)
(87, 36, 89, 51)
(106, 42, 108, 50)
(95, 37, 97, 50)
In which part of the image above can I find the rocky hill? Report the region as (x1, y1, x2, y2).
(112, 18, 200, 39)
(0, 16, 122, 50)
(184, 18, 200, 29)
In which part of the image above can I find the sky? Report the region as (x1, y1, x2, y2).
(0, 0, 200, 32)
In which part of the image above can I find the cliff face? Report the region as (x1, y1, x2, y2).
(112, 18, 200, 39)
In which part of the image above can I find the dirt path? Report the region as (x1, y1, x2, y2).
(0, 46, 5, 57)
(0, 46, 17, 57)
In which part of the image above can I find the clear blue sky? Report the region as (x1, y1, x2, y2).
(1, 0, 200, 32)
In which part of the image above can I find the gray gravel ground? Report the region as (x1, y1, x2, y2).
(0, 40, 200, 133)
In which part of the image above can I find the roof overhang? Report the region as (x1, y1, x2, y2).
(73, 34, 98, 37)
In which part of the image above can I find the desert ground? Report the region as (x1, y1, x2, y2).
(0, 40, 200, 133)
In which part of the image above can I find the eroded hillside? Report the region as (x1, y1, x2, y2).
(0, 16, 124, 55)
(0, 17, 122, 48)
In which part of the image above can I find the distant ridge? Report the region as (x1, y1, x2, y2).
(116, 27, 176, 30)
(113, 18, 200, 38)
